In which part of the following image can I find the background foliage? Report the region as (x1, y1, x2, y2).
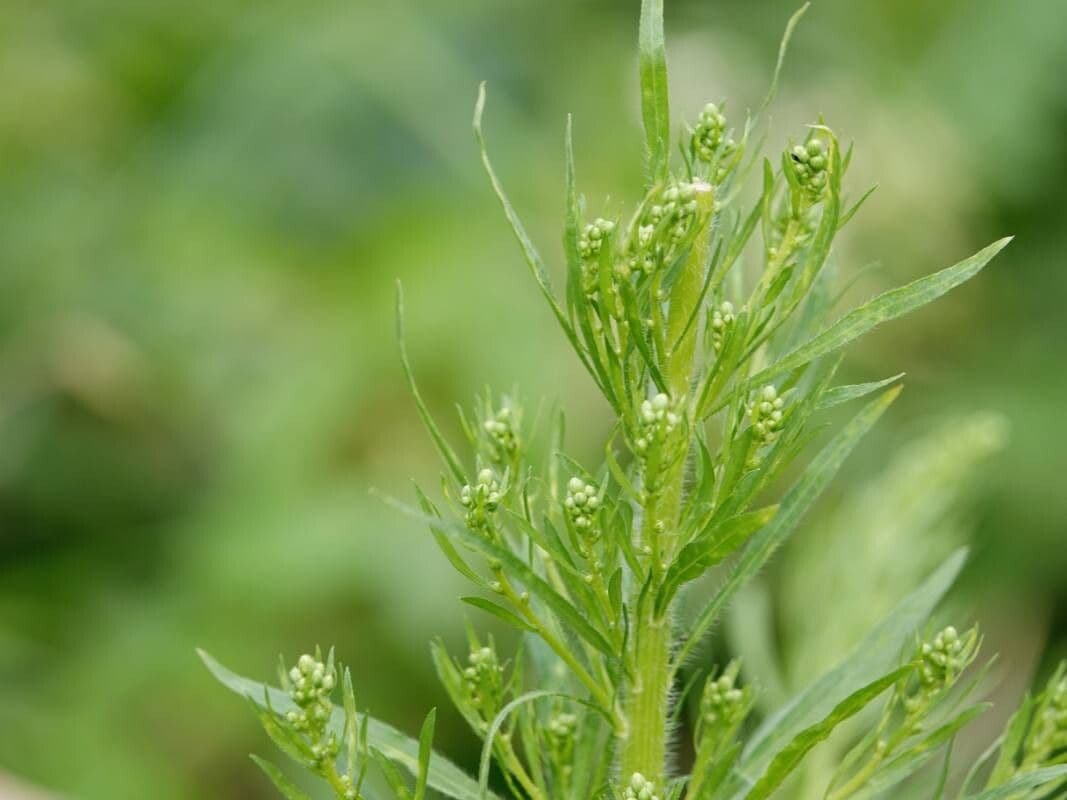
(0, 0, 1064, 797)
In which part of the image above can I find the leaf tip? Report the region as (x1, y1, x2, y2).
(474, 81, 488, 134)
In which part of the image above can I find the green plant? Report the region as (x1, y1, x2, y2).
(203, 2, 1067, 798)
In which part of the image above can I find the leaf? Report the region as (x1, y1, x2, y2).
(929, 735, 955, 800)
(461, 596, 537, 633)
(373, 746, 415, 800)
(414, 708, 436, 800)
(964, 765, 1067, 800)
(676, 387, 899, 668)
(737, 548, 968, 784)
(748, 237, 1012, 389)
(838, 184, 878, 230)
(754, 3, 810, 120)
(396, 284, 467, 486)
(199, 650, 495, 800)
(816, 373, 905, 411)
(416, 485, 485, 585)
(638, 0, 670, 184)
(743, 666, 911, 800)
(984, 692, 1035, 788)
(473, 85, 593, 381)
(657, 506, 778, 614)
(250, 755, 314, 800)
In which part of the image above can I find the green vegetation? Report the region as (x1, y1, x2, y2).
(203, 3, 1065, 798)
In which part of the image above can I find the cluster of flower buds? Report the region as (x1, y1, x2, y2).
(692, 102, 727, 161)
(1027, 667, 1067, 763)
(635, 393, 682, 455)
(578, 218, 616, 262)
(283, 654, 339, 763)
(748, 385, 786, 446)
(701, 664, 746, 729)
(649, 181, 701, 243)
(578, 218, 616, 295)
(905, 625, 978, 715)
(564, 476, 601, 532)
(789, 138, 829, 202)
(546, 710, 577, 765)
(459, 468, 504, 531)
(709, 300, 735, 352)
(918, 626, 970, 689)
(482, 404, 519, 464)
(463, 644, 504, 720)
(623, 772, 661, 800)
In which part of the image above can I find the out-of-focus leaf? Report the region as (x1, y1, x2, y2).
(738, 548, 968, 783)
(964, 765, 1067, 799)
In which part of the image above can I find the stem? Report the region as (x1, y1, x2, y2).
(618, 183, 714, 787)
(618, 610, 673, 786)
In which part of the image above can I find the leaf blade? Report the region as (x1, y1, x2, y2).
(750, 237, 1011, 389)
(638, 0, 670, 184)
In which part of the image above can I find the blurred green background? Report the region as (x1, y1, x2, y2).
(0, 0, 1064, 797)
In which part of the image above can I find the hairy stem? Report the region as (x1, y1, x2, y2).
(618, 184, 714, 786)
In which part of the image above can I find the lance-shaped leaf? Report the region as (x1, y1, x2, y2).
(200, 650, 496, 800)
(397, 285, 467, 486)
(748, 237, 1011, 391)
(656, 506, 778, 615)
(706, 238, 1011, 419)
(473, 84, 597, 385)
(744, 666, 912, 800)
(638, 0, 670, 185)
(816, 373, 905, 411)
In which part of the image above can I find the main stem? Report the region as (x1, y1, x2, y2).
(618, 183, 714, 787)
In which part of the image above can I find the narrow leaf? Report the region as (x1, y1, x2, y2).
(816, 373, 905, 411)
(473, 85, 591, 374)
(461, 596, 537, 633)
(414, 708, 437, 800)
(744, 667, 910, 800)
(749, 237, 1011, 389)
(397, 284, 467, 485)
(250, 755, 314, 800)
(638, 0, 670, 184)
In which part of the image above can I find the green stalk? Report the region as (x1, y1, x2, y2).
(618, 183, 714, 787)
